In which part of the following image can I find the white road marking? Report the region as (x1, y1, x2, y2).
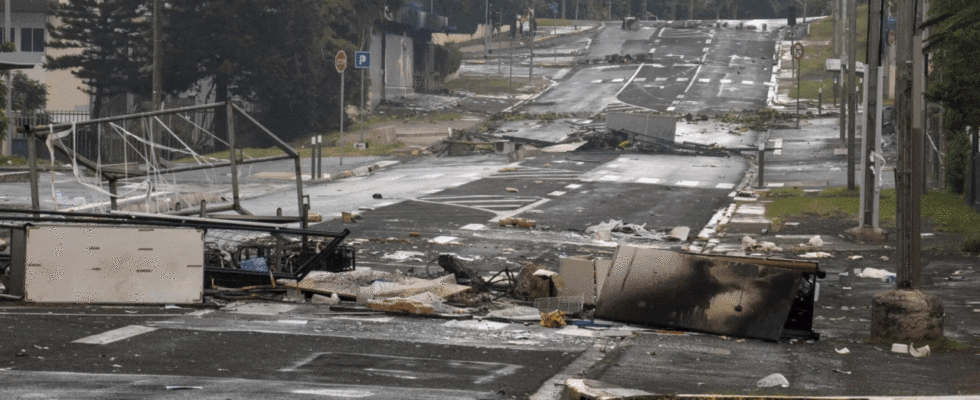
(611, 78, 625, 83)
(720, 79, 733, 84)
(715, 183, 736, 189)
(420, 173, 444, 179)
(292, 389, 372, 398)
(599, 175, 621, 181)
(553, 68, 571, 79)
(633, 77, 646, 82)
(703, 47, 709, 52)
(666, 106, 676, 111)
(742, 80, 754, 85)
(73, 325, 158, 345)
(461, 223, 486, 230)
(637, 177, 661, 184)
(615, 63, 647, 97)
(565, 184, 582, 189)
(675, 95, 685, 99)
(706, 39, 713, 44)
(548, 191, 567, 196)
(676, 180, 700, 187)
(676, 77, 688, 82)
(655, 77, 667, 82)
(774, 150, 783, 155)
(592, 80, 603, 84)
(683, 54, 708, 93)
(699, 78, 710, 83)
(648, 48, 657, 53)
(767, 182, 786, 188)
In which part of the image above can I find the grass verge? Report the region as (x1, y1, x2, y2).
(445, 75, 549, 95)
(765, 186, 980, 252)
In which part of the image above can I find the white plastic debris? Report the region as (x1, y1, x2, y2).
(799, 252, 833, 258)
(909, 345, 931, 358)
(808, 235, 824, 247)
(742, 235, 783, 252)
(756, 373, 790, 388)
(856, 268, 896, 280)
(891, 343, 909, 354)
(848, 255, 864, 260)
(835, 347, 850, 355)
(442, 320, 509, 330)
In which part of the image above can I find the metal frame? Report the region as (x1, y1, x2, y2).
(17, 101, 305, 220)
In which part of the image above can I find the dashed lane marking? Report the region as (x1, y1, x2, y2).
(655, 77, 667, 82)
(741, 80, 755, 85)
(565, 184, 582, 189)
(636, 177, 662, 184)
(699, 78, 711, 83)
(548, 191, 567, 196)
(599, 175, 621, 181)
(720, 79, 733, 84)
(676, 180, 700, 187)
(714, 183, 736, 189)
(73, 325, 158, 345)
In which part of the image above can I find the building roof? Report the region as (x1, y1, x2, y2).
(0, 0, 56, 14)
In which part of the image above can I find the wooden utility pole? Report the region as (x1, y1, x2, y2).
(153, 0, 162, 113)
(895, 0, 921, 289)
(846, 0, 857, 189)
(862, 0, 883, 227)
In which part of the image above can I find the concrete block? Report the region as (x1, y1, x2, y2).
(871, 289, 944, 342)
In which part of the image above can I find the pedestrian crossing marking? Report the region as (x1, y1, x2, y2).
(699, 78, 710, 83)
(741, 80, 754, 85)
(720, 79, 732, 84)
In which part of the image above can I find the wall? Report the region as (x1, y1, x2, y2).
(432, 24, 509, 45)
(606, 112, 677, 142)
(384, 33, 414, 99)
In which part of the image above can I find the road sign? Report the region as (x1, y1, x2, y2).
(335, 51, 347, 73)
(792, 42, 805, 60)
(354, 51, 371, 69)
(549, 3, 558, 14)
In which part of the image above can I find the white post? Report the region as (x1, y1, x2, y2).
(340, 71, 344, 166)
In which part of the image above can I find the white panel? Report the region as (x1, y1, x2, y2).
(21, 225, 204, 304)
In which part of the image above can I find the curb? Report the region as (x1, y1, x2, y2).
(561, 379, 980, 400)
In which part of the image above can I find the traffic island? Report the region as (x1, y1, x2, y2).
(870, 289, 944, 343)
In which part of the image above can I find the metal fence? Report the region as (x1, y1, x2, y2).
(11, 109, 222, 164)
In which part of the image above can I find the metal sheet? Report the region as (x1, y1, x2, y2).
(12, 225, 204, 304)
(595, 246, 802, 341)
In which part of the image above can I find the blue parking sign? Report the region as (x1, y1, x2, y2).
(354, 51, 371, 69)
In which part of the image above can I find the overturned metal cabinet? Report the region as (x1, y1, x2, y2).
(595, 246, 820, 341)
(9, 225, 204, 304)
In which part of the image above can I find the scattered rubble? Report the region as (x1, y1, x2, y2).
(741, 235, 783, 252)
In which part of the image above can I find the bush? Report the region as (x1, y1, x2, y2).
(434, 45, 461, 80)
(962, 234, 980, 254)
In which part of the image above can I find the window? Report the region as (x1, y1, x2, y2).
(20, 28, 43, 52)
(0, 28, 13, 45)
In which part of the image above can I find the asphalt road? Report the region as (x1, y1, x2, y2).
(0, 19, 790, 400)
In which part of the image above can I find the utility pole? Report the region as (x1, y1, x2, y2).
(846, 0, 857, 190)
(839, 0, 847, 142)
(153, 0, 162, 113)
(895, 0, 921, 289)
(2, 0, 11, 157)
(861, 0, 883, 229)
(485, 0, 490, 56)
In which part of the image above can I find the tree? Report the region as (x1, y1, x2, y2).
(12, 71, 48, 113)
(924, 0, 980, 193)
(44, 0, 150, 119)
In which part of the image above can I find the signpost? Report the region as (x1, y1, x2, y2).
(792, 42, 804, 128)
(355, 51, 371, 128)
(550, 3, 558, 62)
(336, 51, 347, 166)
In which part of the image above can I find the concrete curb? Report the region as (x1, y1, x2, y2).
(305, 160, 400, 184)
(561, 379, 980, 400)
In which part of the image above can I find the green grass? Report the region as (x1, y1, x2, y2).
(921, 190, 980, 235)
(0, 155, 28, 166)
(792, 5, 870, 101)
(766, 187, 980, 251)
